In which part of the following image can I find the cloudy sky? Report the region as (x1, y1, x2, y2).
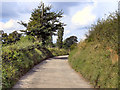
(0, 0, 119, 42)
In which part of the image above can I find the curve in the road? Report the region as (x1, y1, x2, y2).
(13, 55, 93, 88)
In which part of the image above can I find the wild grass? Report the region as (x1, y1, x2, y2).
(68, 11, 118, 88)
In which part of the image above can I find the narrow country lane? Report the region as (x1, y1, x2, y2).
(13, 55, 93, 88)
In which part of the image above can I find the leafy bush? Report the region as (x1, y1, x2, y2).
(2, 44, 53, 88)
(69, 12, 118, 88)
(2, 41, 69, 89)
(70, 43, 77, 50)
(85, 11, 118, 51)
(69, 42, 118, 88)
(2, 35, 35, 52)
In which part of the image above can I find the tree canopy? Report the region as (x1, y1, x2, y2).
(2, 31, 22, 46)
(57, 27, 64, 48)
(63, 36, 78, 49)
(19, 2, 66, 45)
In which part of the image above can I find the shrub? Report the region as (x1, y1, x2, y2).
(2, 42, 68, 89)
(69, 11, 118, 88)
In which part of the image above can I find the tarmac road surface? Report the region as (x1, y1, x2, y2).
(13, 55, 93, 88)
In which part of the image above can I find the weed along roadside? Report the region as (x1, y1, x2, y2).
(68, 11, 118, 88)
(2, 43, 68, 89)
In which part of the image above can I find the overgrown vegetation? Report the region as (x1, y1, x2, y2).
(2, 31, 22, 46)
(57, 27, 64, 49)
(19, 2, 66, 46)
(2, 35, 35, 52)
(1, 2, 78, 89)
(63, 36, 78, 50)
(69, 12, 118, 88)
(2, 36, 68, 88)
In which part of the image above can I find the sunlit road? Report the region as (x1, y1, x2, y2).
(13, 55, 93, 88)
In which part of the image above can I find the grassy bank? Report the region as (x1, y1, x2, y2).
(69, 12, 118, 88)
(2, 36, 68, 89)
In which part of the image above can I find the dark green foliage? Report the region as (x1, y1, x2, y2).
(19, 2, 65, 46)
(69, 11, 118, 88)
(2, 32, 8, 45)
(70, 43, 77, 50)
(85, 11, 118, 51)
(2, 2, 68, 89)
(2, 31, 22, 46)
(45, 34, 54, 47)
(63, 36, 78, 49)
(57, 27, 64, 48)
(2, 43, 68, 89)
(2, 44, 50, 88)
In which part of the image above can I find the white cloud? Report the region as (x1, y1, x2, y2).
(71, 5, 96, 26)
(0, 19, 26, 33)
(4, 19, 14, 29)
